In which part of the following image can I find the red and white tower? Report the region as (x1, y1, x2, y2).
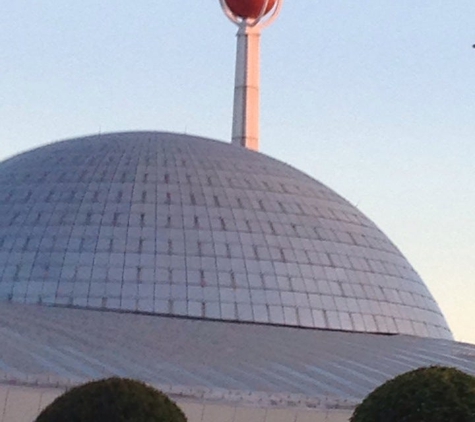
(220, 0, 283, 151)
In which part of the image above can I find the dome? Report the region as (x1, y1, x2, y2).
(0, 131, 451, 339)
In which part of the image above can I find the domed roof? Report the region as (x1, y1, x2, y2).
(0, 132, 452, 339)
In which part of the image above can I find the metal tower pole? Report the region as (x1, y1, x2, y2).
(220, 0, 283, 152)
(232, 23, 261, 151)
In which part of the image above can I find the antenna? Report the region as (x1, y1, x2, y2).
(220, 0, 283, 151)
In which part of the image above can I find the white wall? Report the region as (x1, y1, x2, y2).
(0, 385, 351, 422)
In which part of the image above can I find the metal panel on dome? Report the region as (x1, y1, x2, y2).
(0, 132, 452, 339)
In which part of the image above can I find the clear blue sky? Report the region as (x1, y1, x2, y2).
(1, 1, 474, 342)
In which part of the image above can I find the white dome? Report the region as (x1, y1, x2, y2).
(0, 132, 452, 339)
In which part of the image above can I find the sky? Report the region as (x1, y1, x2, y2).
(1, 1, 474, 343)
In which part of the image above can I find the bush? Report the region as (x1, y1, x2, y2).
(350, 366, 475, 422)
(35, 377, 187, 422)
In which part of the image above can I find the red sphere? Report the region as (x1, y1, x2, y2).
(224, 0, 277, 19)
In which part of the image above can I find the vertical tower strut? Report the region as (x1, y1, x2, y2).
(220, 0, 283, 151)
(232, 23, 261, 150)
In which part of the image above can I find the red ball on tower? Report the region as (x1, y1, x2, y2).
(224, 0, 277, 19)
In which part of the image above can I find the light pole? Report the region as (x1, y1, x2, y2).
(220, 0, 283, 151)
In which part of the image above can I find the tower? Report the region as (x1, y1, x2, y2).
(220, 0, 283, 151)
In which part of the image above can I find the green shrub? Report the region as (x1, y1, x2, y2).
(350, 366, 475, 422)
(35, 377, 187, 422)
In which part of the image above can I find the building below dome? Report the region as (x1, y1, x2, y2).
(0, 302, 475, 422)
(0, 132, 470, 422)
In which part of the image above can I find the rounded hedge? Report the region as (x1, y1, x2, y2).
(350, 366, 475, 422)
(35, 377, 187, 422)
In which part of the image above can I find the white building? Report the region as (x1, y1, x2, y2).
(0, 131, 474, 422)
